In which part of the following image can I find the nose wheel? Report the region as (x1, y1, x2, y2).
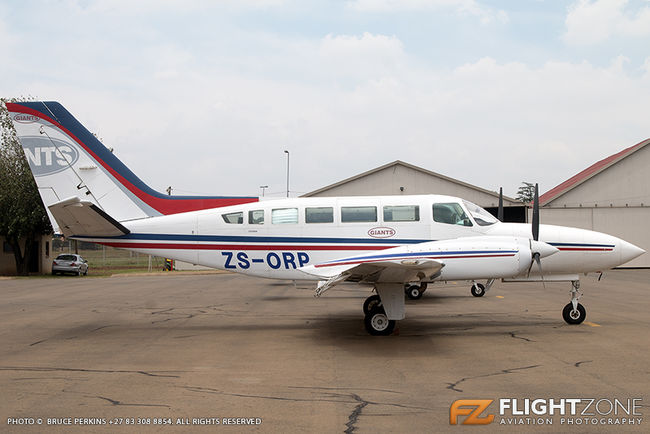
(562, 280, 586, 324)
(470, 282, 485, 297)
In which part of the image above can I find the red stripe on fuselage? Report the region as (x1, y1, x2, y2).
(557, 248, 613, 251)
(6, 103, 257, 214)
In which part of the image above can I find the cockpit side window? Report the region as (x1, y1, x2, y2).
(432, 203, 473, 226)
(462, 200, 498, 226)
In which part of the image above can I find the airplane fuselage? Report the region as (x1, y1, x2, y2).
(77, 194, 642, 281)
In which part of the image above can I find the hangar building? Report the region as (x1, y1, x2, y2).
(539, 138, 650, 267)
(303, 160, 525, 222)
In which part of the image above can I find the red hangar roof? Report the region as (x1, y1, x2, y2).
(539, 138, 650, 206)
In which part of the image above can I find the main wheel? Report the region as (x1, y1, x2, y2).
(364, 307, 396, 336)
(406, 285, 423, 300)
(562, 302, 586, 325)
(363, 295, 382, 315)
(471, 283, 485, 297)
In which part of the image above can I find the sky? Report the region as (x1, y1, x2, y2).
(2, 0, 649, 199)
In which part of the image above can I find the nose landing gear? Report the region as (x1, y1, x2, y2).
(562, 280, 586, 324)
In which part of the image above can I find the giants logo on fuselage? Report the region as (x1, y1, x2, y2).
(20, 137, 80, 176)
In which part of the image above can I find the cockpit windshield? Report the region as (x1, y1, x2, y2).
(462, 200, 499, 226)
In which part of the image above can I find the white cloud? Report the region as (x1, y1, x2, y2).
(4, 3, 649, 198)
(348, 0, 508, 24)
(564, 0, 650, 45)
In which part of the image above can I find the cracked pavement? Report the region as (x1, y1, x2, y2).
(0, 270, 649, 432)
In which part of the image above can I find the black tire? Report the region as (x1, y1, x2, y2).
(471, 283, 486, 297)
(562, 302, 586, 325)
(364, 307, 396, 336)
(363, 295, 382, 315)
(406, 285, 423, 300)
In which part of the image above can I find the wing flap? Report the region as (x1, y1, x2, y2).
(48, 197, 130, 237)
(306, 258, 444, 296)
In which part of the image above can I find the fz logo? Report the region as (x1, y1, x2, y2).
(449, 399, 494, 425)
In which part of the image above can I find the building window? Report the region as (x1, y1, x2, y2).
(45, 241, 50, 258)
(383, 205, 419, 222)
(432, 203, 472, 226)
(341, 206, 377, 223)
(248, 210, 264, 225)
(272, 208, 299, 224)
(3, 241, 14, 254)
(222, 211, 243, 224)
(306, 207, 334, 223)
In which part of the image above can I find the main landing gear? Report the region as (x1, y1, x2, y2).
(562, 280, 586, 324)
(405, 282, 427, 300)
(364, 306, 396, 336)
(363, 284, 404, 336)
(470, 279, 494, 297)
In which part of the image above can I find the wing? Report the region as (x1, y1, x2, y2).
(49, 196, 130, 238)
(300, 257, 444, 297)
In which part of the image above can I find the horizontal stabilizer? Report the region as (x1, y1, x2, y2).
(48, 197, 130, 238)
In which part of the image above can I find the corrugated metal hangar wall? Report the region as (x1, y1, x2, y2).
(539, 139, 650, 267)
(303, 160, 525, 221)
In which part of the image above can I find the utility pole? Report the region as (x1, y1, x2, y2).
(284, 150, 290, 198)
(260, 185, 268, 197)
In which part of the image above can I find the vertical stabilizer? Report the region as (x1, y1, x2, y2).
(7, 101, 257, 233)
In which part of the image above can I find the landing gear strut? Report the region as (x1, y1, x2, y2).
(562, 280, 586, 324)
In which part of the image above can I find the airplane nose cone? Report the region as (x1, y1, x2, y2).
(620, 240, 645, 264)
(531, 240, 560, 259)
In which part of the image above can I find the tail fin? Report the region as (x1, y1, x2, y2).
(7, 101, 257, 233)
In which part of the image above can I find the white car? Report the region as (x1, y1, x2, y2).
(52, 254, 89, 276)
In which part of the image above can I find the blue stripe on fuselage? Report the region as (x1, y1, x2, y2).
(73, 233, 431, 244)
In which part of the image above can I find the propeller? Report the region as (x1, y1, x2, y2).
(527, 183, 545, 285)
(497, 187, 504, 222)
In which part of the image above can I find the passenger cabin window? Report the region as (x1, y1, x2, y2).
(272, 208, 298, 224)
(384, 205, 419, 222)
(341, 206, 377, 223)
(432, 203, 472, 226)
(306, 207, 334, 223)
(249, 210, 264, 225)
(222, 211, 243, 224)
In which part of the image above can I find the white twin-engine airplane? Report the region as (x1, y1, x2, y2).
(8, 101, 645, 335)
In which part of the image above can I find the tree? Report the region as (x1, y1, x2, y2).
(516, 182, 536, 204)
(0, 98, 52, 275)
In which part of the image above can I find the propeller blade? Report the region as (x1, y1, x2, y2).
(497, 187, 504, 222)
(534, 252, 546, 289)
(532, 183, 539, 241)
